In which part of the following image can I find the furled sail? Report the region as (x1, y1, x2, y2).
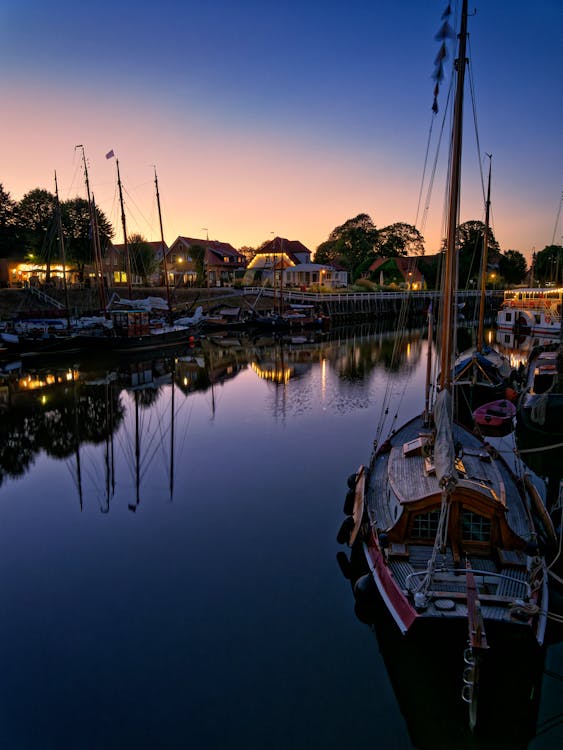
(433, 388, 457, 488)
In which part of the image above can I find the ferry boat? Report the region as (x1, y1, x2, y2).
(496, 287, 562, 337)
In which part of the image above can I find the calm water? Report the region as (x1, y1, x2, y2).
(1, 326, 562, 749)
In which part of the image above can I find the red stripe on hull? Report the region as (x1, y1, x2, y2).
(364, 538, 418, 633)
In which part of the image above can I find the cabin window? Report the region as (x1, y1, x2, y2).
(462, 511, 491, 542)
(411, 511, 440, 539)
(505, 312, 512, 322)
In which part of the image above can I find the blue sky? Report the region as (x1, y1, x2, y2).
(1, 0, 561, 259)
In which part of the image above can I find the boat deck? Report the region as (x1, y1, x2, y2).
(365, 414, 543, 631)
(368, 415, 531, 540)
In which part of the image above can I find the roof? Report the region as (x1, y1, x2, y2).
(255, 237, 311, 265)
(170, 237, 246, 268)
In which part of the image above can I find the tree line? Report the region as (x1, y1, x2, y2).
(1, 183, 561, 289)
(0, 184, 158, 284)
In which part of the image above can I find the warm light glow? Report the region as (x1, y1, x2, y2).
(250, 362, 292, 384)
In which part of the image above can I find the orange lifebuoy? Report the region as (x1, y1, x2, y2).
(545, 316, 551, 324)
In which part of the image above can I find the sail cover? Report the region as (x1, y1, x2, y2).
(434, 389, 457, 488)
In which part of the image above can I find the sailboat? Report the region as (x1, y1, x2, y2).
(452, 155, 515, 423)
(71, 158, 199, 354)
(339, 0, 548, 710)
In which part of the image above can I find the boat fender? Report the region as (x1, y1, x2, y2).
(353, 574, 376, 602)
(336, 551, 352, 580)
(343, 489, 356, 516)
(347, 472, 358, 489)
(336, 516, 355, 545)
(505, 386, 518, 402)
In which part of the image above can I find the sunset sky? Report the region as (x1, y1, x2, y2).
(1, 0, 561, 262)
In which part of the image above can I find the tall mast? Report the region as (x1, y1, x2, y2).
(76, 145, 107, 310)
(154, 167, 173, 325)
(439, 0, 469, 390)
(477, 155, 492, 352)
(54, 171, 71, 329)
(116, 157, 133, 299)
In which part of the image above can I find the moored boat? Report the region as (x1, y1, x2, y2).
(518, 343, 563, 436)
(496, 287, 562, 338)
(338, 2, 549, 729)
(472, 398, 516, 436)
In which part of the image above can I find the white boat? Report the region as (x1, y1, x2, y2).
(496, 287, 562, 337)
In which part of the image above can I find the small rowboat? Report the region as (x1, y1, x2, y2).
(472, 399, 516, 435)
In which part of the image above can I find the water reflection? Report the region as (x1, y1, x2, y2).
(0, 323, 430, 493)
(0, 325, 562, 748)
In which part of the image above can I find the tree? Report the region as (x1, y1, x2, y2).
(17, 188, 56, 257)
(377, 222, 425, 257)
(61, 197, 114, 282)
(190, 244, 207, 286)
(454, 220, 500, 289)
(238, 245, 257, 263)
(499, 249, 527, 286)
(533, 244, 563, 285)
(128, 234, 158, 285)
(0, 183, 19, 259)
(315, 213, 378, 278)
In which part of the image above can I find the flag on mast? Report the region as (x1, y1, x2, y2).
(105, 149, 115, 159)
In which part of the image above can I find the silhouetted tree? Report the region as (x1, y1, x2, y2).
(377, 222, 425, 256)
(499, 249, 527, 285)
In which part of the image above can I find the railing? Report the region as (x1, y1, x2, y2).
(28, 286, 65, 309)
(242, 287, 500, 304)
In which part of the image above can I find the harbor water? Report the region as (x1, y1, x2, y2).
(0, 325, 562, 749)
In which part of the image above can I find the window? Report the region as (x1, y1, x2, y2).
(412, 511, 440, 539)
(462, 511, 491, 542)
(505, 312, 512, 322)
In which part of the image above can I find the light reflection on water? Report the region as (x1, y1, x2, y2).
(0, 326, 561, 750)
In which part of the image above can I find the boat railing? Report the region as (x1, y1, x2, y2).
(405, 568, 531, 599)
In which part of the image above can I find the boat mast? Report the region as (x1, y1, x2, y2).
(54, 171, 71, 329)
(476, 155, 492, 352)
(115, 157, 133, 299)
(439, 0, 469, 391)
(154, 167, 174, 325)
(76, 145, 107, 311)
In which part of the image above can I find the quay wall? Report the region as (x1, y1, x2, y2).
(0, 286, 504, 323)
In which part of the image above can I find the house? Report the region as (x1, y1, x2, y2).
(107, 241, 167, 286)
(166, 237, 246, 287)
(0, 254, 81, 288)
(368, 256, 425, 289)
(246, 237, 311, 276)
(283, 263, 347, 289)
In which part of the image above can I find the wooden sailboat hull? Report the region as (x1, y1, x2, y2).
(354, 414, 548, 647)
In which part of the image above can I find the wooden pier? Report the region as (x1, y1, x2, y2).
(243, 287, 503, 323)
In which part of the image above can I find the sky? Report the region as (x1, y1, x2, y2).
(1, 0, 561, 262)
